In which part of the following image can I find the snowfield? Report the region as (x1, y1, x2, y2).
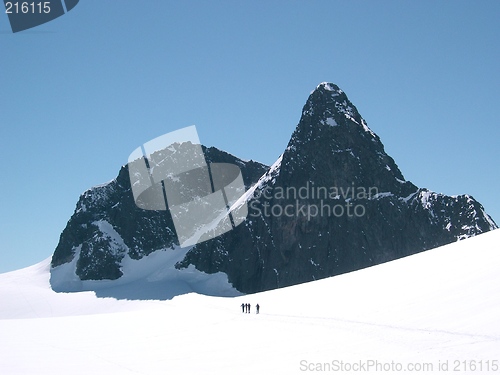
(1, 230, 499, 374)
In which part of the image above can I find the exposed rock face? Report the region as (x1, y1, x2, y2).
(51, 83, 497, 295)
(175, 83, 497, 292)
(51, 147, 268, 282)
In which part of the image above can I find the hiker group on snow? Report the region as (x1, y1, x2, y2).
(241, 303, 260, 314)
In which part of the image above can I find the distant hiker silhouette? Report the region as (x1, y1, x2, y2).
(248, 304, 251, 314)
(256, 304, 260, 314)
(241, 303, 245, 313)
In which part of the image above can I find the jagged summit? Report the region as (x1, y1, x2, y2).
(282, 82, 415, 197)
(303, 82, 375, 136)
(313, 82, 345, 96)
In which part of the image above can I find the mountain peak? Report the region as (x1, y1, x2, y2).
(315, 82, 343, 95)
(302, 82, 368, 132)
(282, 82, 413, 196)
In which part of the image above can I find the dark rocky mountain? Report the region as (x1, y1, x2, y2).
(51, 147, 268, 283)
(50, 83, 497, 296)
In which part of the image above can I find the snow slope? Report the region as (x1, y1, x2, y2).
(50, 243, 242, 300)
(1, 230, 499, 374)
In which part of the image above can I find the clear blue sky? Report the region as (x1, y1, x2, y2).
(1, 1, 498, 273)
